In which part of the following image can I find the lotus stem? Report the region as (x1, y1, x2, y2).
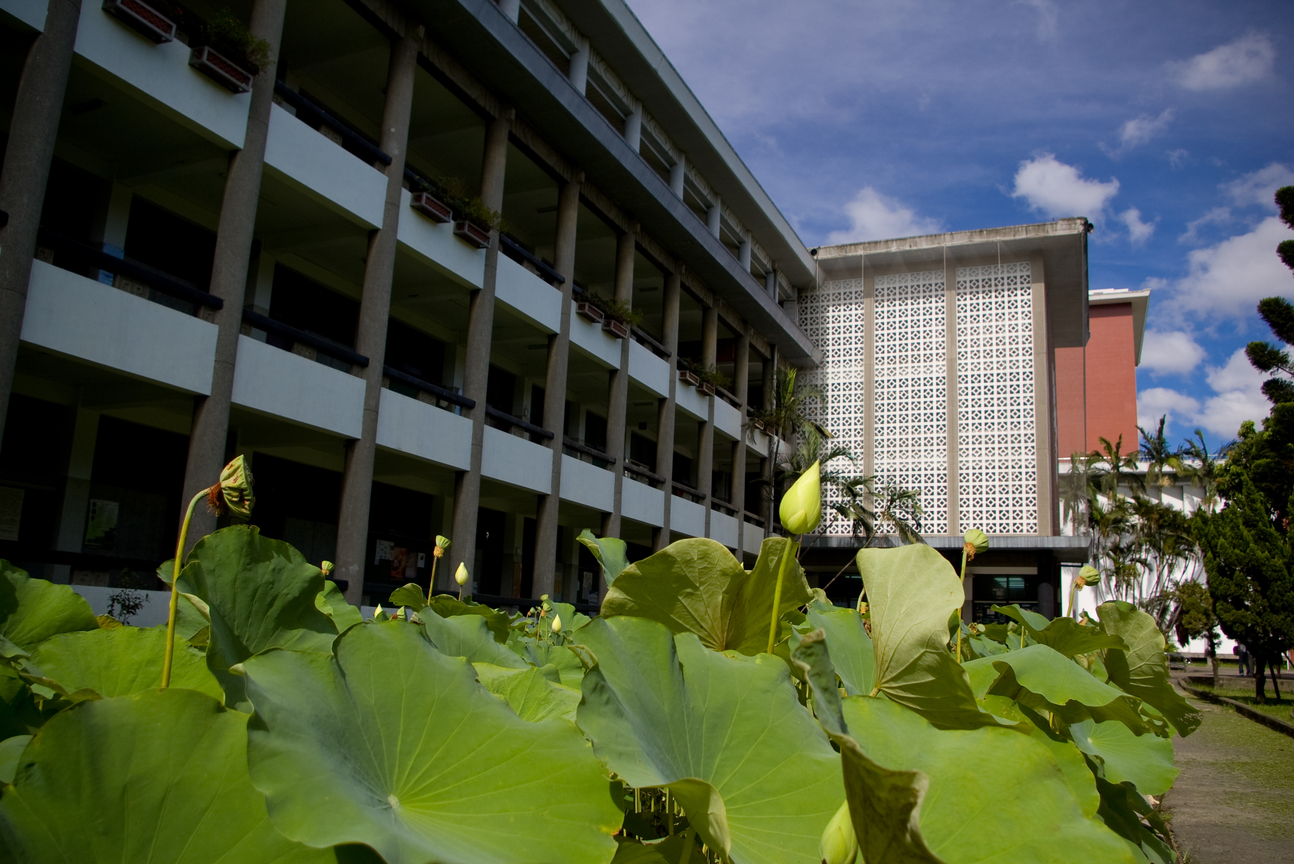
(766, 536, 799, 655)
(955, 545, 968, 662)
(678, 826, 697, 864)
(427, 558, 439, 604)
(162, 489, 207, 689)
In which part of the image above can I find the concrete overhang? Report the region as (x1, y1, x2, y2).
(405, 0, 822, 366)
(1089, 288, 1151, 365)
(813, 218, 1093, 350)
(806, 534, 1092, 563)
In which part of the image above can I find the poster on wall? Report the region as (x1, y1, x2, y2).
(85, 499, 120, 550)
(0, 486, 23, 541)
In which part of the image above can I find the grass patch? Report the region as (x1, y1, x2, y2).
(1190, 680, 1294, 722)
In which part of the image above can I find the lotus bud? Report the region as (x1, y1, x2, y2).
(454, 562, 470, 586)
(1077, 564, 1099, 589)
(819, 800, 858, 864)
(375, 604, 384, 617)
(551, 614, 562, 633)
(321, 561, 334, 577)
(433, 535, 450, 559)
(209, 455, 254, 519)
(963, 528, 988, 559)
(779, 461, 822, 535)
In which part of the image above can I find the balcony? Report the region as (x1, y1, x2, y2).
(709, 509, 739, 550)
(627, 337, 668, 397)
(622, 476, 664, 527)
(264, 102, 385, 228)
(397, 188, 485, 290)
(494, 254, 559, 334)
(481, 425, 553, 493)
(559, 454, 613, 511)
(671, 495, 706, 538)
(569, 298, 621, 368)
(375, 388, 472, 471)
(231, 335, 364, 438)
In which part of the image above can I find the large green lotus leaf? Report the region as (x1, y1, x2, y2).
(575, 615, 841, 864)
(1097, 601, 1202, 737)
(992, 604, 1128, 658)
(425, 594, 514, 643)
(388, 583, 428, 611)
(421, 609, 528, 668)
(805, 600, 875, 696)
(242, 620, 619, 864)
(1069, 718, 1177, 796)
(318, 580, 364, 633)
(857, 545, 1003, 729)
(473, 663, 581, 722)
(578, 529, 630, 586)
(600, 537, 810, 654)
(523, 637, 586, 688)
(0, 688, 333, 863)
(842, 696, 1140, 864)
(609, 836, 694, 864)
(979, 644, 1148, 732)
(177, 526, 337, 708)
(30, 626, 222, 700)
(790, 629, 942, 864)
(0, 562, 97, 650)
(0, 734, 30, 783)
(1095, 777, 1175, 864)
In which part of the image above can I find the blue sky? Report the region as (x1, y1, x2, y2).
(625, 0, 1294, 452)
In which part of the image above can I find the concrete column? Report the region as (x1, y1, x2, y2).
(602, 228, 635, 543)
(178, 0, 286, 548)
(706, 203, 721, 239)
(654, 272, 680, 549)
(568, 42, 589, 94)
(497, 0, 520, 23)
(449, 108, 512, 590)
(623, 105, 643, 152)
(52, 405, 98, 583)
(0, 0, 82, 446)
(669, 156, 686, 199)
(738, 240, 752, 272)
(732, 332, 749, 554)
(765, 269, 777, 298)
(698, 304, 717, 533)
(532, 173, 582, 598)
(334, 29, 421, 605)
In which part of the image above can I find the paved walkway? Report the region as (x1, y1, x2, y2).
(1163, 692, 1294, 863)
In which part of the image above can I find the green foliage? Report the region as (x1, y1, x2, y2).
(31, 626, 222, 700)
(201, 9, 272, 71)
(577, 529, 630, 587)
(1096, 600, 1203, 736)
(0, 561, 97, 651)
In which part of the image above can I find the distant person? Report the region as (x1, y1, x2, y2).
(1236, 643, 1250, 677)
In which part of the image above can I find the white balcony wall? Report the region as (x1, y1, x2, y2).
(396, 190, 484, 289)
(569, 305, 621, 368)
(482, 426, 552, 493)
(742, 524, 764, 558)
(495, 256, 559, 333)
(559, 455, 613, 511)
(622, 478, 664, 527)
(714, 397, 742, 440)
(265, 104, 385, 228)
(710, 510, 738, 549)
(74, 4, 249, 147)
(675, 380, 709, 421)
(671, 496, 705, 538)
(375, 389, 472, 471)
(0, 0, 46, 30)
(231, 336, 364, 438)
(21, 261, 217, 394)
(628, 339, 668, 397)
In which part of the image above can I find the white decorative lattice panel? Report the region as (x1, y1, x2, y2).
(798, 279, 865, 536)
(873, 270, 948, 534)
(956, 263, 1037, 534)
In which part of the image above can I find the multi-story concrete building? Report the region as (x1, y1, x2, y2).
(0, 0, 822, 607)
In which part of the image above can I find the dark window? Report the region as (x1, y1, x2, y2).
(673, 452, 692, 486)
(124, 197, 216, 293)
(530, 384, 546, 427)
(629, 433, 655, 470)
(972, 575, 1039, 623)
(486, 365, 517, 414)
(584, 412, 607, 451)
(384, 318, 445, 388)
(268, 265, 359, 349)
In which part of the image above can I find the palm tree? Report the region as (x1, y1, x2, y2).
(1138, 416, 1183, 492)
(1090, 434, 1143, 500)
(746, 366, 826, 526)
(1179, 429, 1223, 514)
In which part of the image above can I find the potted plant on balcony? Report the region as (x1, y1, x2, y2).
(452, 197, 502, 250)
(410, 188, 452, 223)
(189, 10, 270, 94)
(103, 0, 178, 43)
(600, 296, 641, 340)
(695, 365, 732, 398)
(575, 290, 605, 325)
(678, 357, 701, 389)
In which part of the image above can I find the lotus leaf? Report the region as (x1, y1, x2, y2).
(177, 526, 338, 708)
(578, 528, 630, 586)
(522, 636, 586, 687)
(427, 594, 513, 643)
(318, 580, 364, 632)
(0, 689, 333, 863)
(609, 835, 694, 863)
(388, 582, 427, 611)
(31, 626, 222, 700)
(991, 603, 1128, 657)
(842, 697, 1141, 864)
(0, 733, 30, 783)
(1070, 718, 1178, 796)
(1096, 601, 1202, 736)
(473, 662, 581, 722)
(858, 545, 1003, 728)
(804, 599, 875, 696)
(421, 608, 528, 668)
(976, 644, 1149, 732)
(600, 537, 809, 654)
(575, 615, 841, 864)
(1095, 776, 1176, 864)
(242, 620, 620, 864)
(0, 562, 97, 651)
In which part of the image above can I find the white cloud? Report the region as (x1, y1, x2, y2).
(1167, 149, 1190, 169)
(1137, 387, 1201, 431)
(1120, 208, 1156, 245)
(1222, 162, 1294, 208)
(1174, 32, 1276, 91)
(1140, 330, 1205, 375)
(825, 187, 944, 244)
(1178, 207, 1232, 244)
(1164, 217, 1294, 320)
(1011, 154, 1120, 222)
(1115, 109, 1174, 153)
(1205, 347, 1268, 395)
(1017, 0, 1058, 40)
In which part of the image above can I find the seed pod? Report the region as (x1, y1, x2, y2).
(963, 528, 989, 557)
(779, 460, 822, 535)
(433, 535, 450, 559)
(320, 561, 334, 577)
(1077, 564, 1100, 588)
(455, 562, 470, 586)
(215, 455, 255, 519)
(819, 800, 858, 864)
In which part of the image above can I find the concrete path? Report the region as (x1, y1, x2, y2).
(1163, 695, 1294, 863)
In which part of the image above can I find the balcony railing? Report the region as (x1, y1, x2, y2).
(485, 405, 554, 443)
(500, 234, 564, 287)
(671, 480, 706, 504)
(711, 499, 739, 517)
(630, 326, 670, 360)
(273, 80, 391, 167)
(241, 309, 368, 369)
(624, 461, 665, 488)
(563, 437, 614, 467)
(383, 365, 475, 413)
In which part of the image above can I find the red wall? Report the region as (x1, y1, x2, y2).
(1055, 303, 1139, 456)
